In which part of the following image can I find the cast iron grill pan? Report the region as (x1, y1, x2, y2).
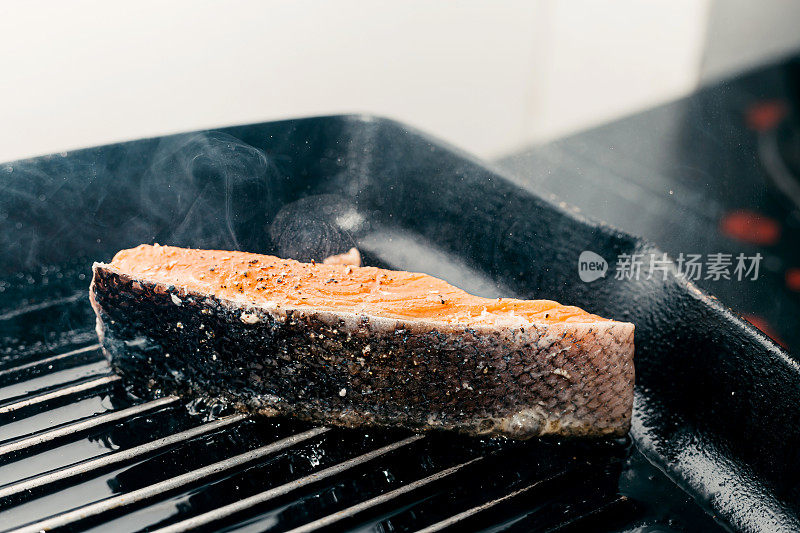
(0, 115, 797, 532)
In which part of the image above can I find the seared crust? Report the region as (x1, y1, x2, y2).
(90, 263, 634, 439)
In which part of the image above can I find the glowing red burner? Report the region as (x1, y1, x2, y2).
(786, 268, 800, 292)
(742, 313, 787, 348)
(745, 100, 787, 132)
(719, 210, 781, 246)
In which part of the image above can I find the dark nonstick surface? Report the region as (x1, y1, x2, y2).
(0, 115, 798, 532)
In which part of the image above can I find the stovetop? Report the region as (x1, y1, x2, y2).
(499, 57, 800, 355)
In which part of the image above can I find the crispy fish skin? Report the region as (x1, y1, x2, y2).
(90, 263, 634, 439)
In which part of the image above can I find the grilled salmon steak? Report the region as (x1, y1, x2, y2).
(90, 244, 635, 439)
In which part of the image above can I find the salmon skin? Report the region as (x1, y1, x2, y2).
(90, 244, 634, 439)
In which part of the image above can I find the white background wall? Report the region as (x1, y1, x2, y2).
(701, 0, 800, 83)
(0, 1, 798, 163)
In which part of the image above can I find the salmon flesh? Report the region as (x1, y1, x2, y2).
(90, 244, 635, 439)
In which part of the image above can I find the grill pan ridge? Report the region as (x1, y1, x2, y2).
(0, 114, 796, 532)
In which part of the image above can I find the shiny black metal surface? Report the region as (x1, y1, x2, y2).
(0, 111, 794, 531)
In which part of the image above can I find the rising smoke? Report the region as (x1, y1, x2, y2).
(142, 131, 286, 253)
